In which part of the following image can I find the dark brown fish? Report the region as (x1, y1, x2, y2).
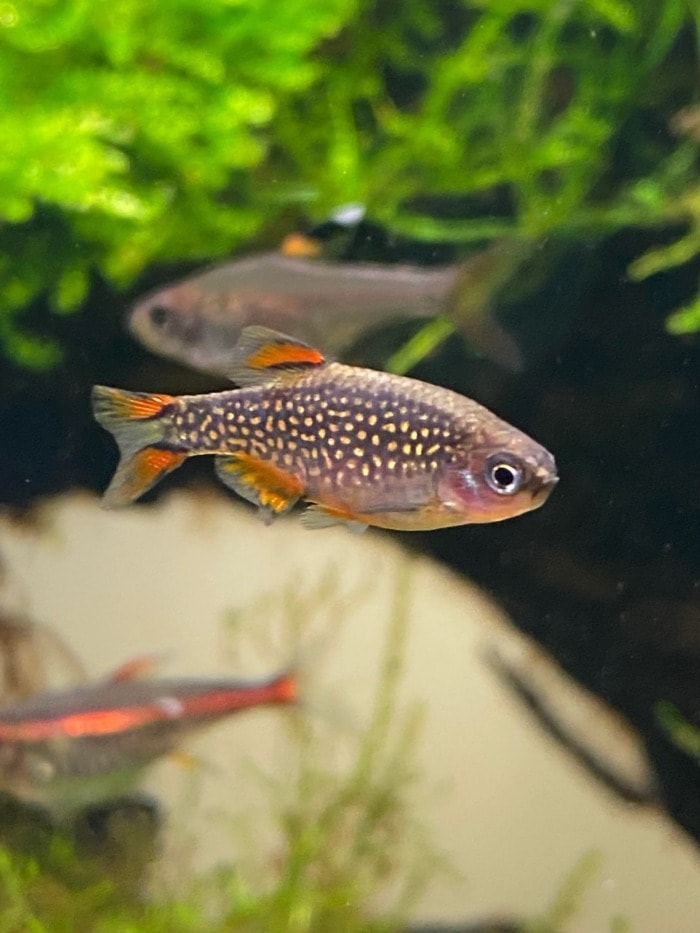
(0, 665, 297, 816)
(92, 327, 557, 532)
(128, 239, 531, 374)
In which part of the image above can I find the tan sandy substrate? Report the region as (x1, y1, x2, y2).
(0, 490, 698, 931)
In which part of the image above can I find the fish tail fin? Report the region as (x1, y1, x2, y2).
(228, 326, 327, 386)
(446, 239, 535, 372)
(268, 669, 299, 705)
(92, 385, 187, 508)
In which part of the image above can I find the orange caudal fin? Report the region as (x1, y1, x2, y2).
(227, 326, 327, 386)
(92, 385, 186, 508)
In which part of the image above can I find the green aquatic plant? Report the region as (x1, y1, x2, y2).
(655, 700, 700, 758)
(522, 849, 605, 933)
(0, 0, 698, 368)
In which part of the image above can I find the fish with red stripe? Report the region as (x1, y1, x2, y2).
(92, 326, 558, 531)
(0, 663, 297, 816)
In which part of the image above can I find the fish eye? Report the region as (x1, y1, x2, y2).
(149, 305, 170, 327)
(485, 454, 524, 495)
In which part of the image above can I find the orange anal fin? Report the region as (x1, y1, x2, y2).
(300, 504, 368, 534)
(228, 326, 326, 386)
(215, 453, 304, 522)
(280, 232, 322, 258)
(103, 447, 187, 508)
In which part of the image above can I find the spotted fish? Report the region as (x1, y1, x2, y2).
(0, 664, 297, 816)
(92, 327, 557, 532)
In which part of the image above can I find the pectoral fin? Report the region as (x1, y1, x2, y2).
(215, 453, 304, 523)
(228, 326, 326, 386)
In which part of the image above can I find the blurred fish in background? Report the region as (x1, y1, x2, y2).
(0, 662, 297, 819)
(128, 204, 533, 377)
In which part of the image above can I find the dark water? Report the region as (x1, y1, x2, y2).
(1, 225, 699, 851)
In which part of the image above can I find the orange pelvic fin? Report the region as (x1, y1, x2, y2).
(92, 385, 187, 508)
(215, 453, 304, 523)
(300, 503, 368, 534)
(227, 326, 326, 386)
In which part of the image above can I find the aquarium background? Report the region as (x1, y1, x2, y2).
(0, 0, 699, 930)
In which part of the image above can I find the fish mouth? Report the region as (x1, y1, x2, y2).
(530, 473, 559, 506)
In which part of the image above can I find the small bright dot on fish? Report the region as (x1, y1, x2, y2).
(387, 458, 396, 470)
(372, 454, 382, 468)
(249, 416, 261, 426)
(209, 430, 219, 441)
(283, 453, 294, 466)
(240, 426, 250, 437)
(254, 429, 265, 440)
(304, 417, 313, 427)
(385, 422, 396, 434)
(334, 449, 343, 460)
(318, 427, 326, 439)
(158, 696, 184, 718)
(315, 412, 324, 423)
(288, 440, 297, 450)
(187, 412, 195, 424)
(189, 430, 198, 443)
(403, 443, 412, 455)
(361, 463, 370, 477)
(340, 435, 351, 446)
(415, 443, 424, 456)
(387, 440, 398, 453)
(327, 436, 336, 447)
(400, 421, 409, 432)
(329, 423, 339, 433)
(357, 429, 367, 441)
(355, 412, 364, 422)
(289, 415, 299, 426)
(226, 412, 234, 421)
(420, 427, 430, 438)
(353, 446, 363, 457)
(368, 414, 378, 426)
(277, 419, 286, 431)
(410, 430, 418, 441)
(371, 435, 380, 446)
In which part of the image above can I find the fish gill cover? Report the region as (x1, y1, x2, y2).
(0, 0, 697, 369)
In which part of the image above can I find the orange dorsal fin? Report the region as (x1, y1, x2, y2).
(227, 326, 326, 386)
(109, 654, 164, 684)
(280, 232, 323, 258)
